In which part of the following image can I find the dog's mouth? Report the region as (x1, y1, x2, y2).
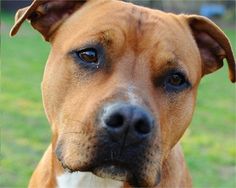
(92, 162, 129, 181)
(56, 128, 161, 187)
(62, 159, 130, 181)
(58, 151, 161, 187)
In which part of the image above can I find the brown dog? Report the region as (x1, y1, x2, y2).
(11, 0, 235, 187)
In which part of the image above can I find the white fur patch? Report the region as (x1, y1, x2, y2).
(127, 86, 141, 104)
(57, 171, 123, 188)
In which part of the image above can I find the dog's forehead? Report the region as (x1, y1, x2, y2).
(51, 0, 200, 81)
(55, 1, 190, 48)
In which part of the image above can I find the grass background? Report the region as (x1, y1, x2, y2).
(1, 13, 236, 187)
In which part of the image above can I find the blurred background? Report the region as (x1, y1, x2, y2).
(1, 0, 236, 187)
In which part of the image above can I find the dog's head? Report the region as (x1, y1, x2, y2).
(11, 0, 235, 187)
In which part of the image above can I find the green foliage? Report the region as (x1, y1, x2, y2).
(1, 13, 236, 188)
(1, 13, 51, 187)
(182, 29, 236, 188)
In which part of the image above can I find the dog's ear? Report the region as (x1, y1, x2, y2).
(10, 0, 87, 41)
(185, 15, 235, 82)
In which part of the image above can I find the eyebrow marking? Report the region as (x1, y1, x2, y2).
(99, 30, 114, 47)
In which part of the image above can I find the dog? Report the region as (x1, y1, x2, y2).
(10, 0, 235, 187)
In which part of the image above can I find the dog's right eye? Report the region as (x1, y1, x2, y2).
(76, 49, 98, 64)
(70, 45, 105, 70)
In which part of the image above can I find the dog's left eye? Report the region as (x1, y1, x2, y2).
(164, 72, 190, 92)
(167, 73, 185, 86)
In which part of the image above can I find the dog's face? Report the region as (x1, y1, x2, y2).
(11, 0, 235, 187)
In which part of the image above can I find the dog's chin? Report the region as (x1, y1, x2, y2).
(92, 164, 129, 182)
(60, 161, 129, 181)
(61, 161, 160, 187)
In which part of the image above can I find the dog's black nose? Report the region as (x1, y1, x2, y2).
(102, 103, 154, 144)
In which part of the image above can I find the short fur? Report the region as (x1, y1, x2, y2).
(11, 0, 235, 188)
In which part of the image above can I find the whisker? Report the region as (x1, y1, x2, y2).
(62, 132, 83, 135)
(65, 118, 87, 126)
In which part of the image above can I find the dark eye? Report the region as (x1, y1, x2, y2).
(167, 73, 185, 86)
(164, 72, 190, 92)
(70, 45, 105, 71)
(77, 49, 98, 64)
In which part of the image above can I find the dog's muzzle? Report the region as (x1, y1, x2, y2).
(90, 102, 158, 186)
(56, 102, 160, 187)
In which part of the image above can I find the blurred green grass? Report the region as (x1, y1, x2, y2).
(1, 13, 236, 188)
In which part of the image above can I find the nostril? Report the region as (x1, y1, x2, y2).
(134, 119, 151, 135)
(102, 103, 155, 144)
(105, 113, 124, 128)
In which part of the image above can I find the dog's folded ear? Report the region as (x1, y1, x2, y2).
(185, 15, 235, 82)
(10, 0, 87, 41)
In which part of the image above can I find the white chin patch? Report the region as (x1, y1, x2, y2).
(57, 171, 124, 188)
(93, 165, 128, 182)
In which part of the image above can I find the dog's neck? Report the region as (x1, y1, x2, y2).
(56, 171, 124, 188)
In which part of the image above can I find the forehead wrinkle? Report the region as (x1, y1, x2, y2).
(125, 8, 169, 56)
(129, 5, 166, 27)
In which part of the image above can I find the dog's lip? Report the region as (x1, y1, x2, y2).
(92, 161, 130, 181)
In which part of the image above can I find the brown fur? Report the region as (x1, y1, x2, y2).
(11, 0, 235, 188)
